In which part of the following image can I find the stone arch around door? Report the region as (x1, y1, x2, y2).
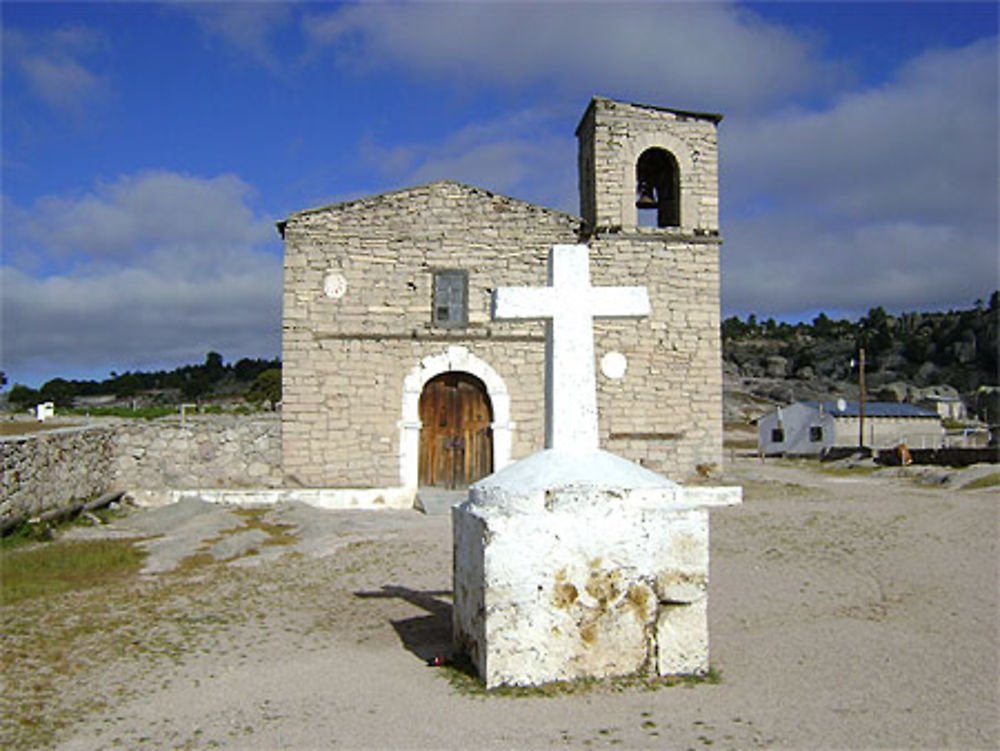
(398, 346, 513, 489)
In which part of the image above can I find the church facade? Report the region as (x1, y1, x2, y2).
(278, 97, 724, 496)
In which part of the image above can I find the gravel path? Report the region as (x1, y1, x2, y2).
(2, 457, 996, 750)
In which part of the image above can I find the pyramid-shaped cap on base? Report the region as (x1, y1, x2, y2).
(467, 449, 734, 515)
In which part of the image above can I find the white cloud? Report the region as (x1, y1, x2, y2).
(1, 172, 282, 384)
(722, 213, 994, 317)
(304, 2, 835, 114)
(4, 25, 108, 113)
(725, 38, 998, 225)
(16, 171, 272, 269)
(721, 37, 999, 317)
(363, 107, 577, 212)
(171, 2, 293, 69)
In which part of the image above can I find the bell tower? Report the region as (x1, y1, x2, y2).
(576, 96, 722, 235)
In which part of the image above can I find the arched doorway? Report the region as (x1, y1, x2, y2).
(419, 372, 494, 488)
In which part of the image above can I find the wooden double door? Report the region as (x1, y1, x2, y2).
(419, 373, 493, 488)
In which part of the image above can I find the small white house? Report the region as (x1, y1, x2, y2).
(35, 402, 55, 422)
(757, 400, 943, 456)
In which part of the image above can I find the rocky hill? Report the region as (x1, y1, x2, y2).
(722, 293, 999, 423)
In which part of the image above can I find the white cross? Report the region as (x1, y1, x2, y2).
(492, 244, 650, 452)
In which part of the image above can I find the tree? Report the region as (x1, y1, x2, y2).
(8, 384, 40, 409)
(204, 351, 226, 382)
(245, 368, 281, 407)
(812, 312, 834, 338)
(39, 378, 77, 408)
(181, 371, 213, 401)
(721, 316, 747, 340)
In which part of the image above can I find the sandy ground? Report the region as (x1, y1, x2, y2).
(3, 456, 997, 750)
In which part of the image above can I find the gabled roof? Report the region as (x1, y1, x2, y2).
(276, 179, 582, 237)
(802, 401, 940, 419)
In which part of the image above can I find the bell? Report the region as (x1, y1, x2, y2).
(635, 180, 658, 209)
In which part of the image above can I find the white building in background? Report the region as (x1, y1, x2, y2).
(917, 395, 965, 422)
(757, 400, 943, 456)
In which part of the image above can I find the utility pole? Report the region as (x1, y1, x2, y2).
(858, 347, 866, 449)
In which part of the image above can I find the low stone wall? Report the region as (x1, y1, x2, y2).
(1, 426, 118, 528)
(1, 415, 282, 528)
(113, 416, 282, 491)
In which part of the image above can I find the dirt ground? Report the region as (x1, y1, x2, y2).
(2, 455, 997, 750)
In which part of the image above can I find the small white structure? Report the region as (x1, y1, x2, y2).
(757, 400, 943, 456)
(918, 395, 965, 422)
(452, 245, 741, 688)
(35, 402, 55, 422)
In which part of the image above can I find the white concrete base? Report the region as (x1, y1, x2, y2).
(131, 486, 417, 510)
(452, 449, 740, 689)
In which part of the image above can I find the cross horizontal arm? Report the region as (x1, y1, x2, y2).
(492, 287, 558, 321)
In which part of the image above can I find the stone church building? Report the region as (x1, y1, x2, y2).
(278, 96, 724, 500)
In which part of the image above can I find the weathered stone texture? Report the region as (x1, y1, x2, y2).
(281, 96, 725, 489)
(1, 416, 281, 526)
(1, 427, 116, 527)
(282, 182, 572, 488)
(453, 496, 713, 688)
(578, 97, 721, 233)
(114, 415, 281, 490)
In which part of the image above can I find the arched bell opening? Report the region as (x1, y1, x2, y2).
(636, 147, 680, 228)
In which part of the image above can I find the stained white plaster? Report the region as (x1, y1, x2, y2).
(492, 245, 649, 451)
(453, 496, 716, 687)
(454, 242, 739, 688)
(168, 486, 414, 510)
(468, 448, 738, 514)
(323, 271, 347, 299)
(657, 599, 709, 675)
(601, 351, 628, 379)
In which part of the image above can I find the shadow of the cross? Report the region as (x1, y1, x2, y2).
(354, 585, 453, 663)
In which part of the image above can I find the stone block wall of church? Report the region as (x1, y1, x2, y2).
(282, 180, 723, 489)
(588, 237, 723, 475)
(281, 182, 576, 488)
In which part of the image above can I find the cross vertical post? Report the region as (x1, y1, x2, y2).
(491, 244, 650, 452)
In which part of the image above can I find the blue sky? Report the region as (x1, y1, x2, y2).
(2, 1, 998, 388)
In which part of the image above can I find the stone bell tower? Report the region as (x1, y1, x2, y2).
(574, 96, 726, 478)
(576, 96, 722, 236)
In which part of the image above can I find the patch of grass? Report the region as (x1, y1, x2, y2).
(175, 551, 217, 572)
(1, 521, 53, 549)
(441, 654, 721, 697)
(66, 405, 178, 419)
(818, 464, 879, 477)
(0, 539, 146, 604)
(172, 509, 299, 571)
(738, 479, 815, 502)
(963, 472, 1000, 490)
(231, 508, 299, 546)
(0, 421, 74, 436)
(2, 499, 130, 549)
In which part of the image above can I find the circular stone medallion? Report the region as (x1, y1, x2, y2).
(323, 272, 347, 299)
(601, 351, 628, 379)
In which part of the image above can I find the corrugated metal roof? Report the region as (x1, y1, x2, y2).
(802, 401, 940, 419)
